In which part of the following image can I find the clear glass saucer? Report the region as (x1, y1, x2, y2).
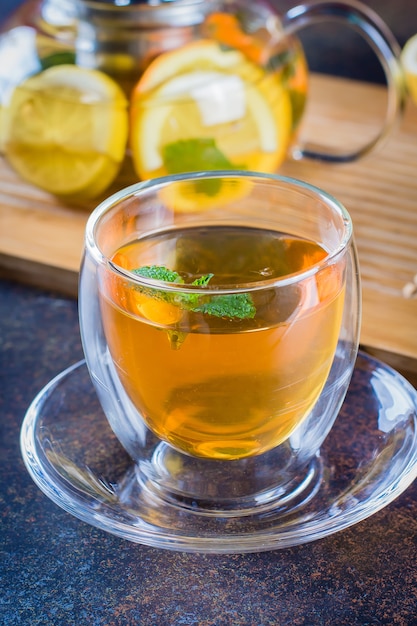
(20, 352, 417, 554)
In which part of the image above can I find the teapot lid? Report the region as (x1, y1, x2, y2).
(41, 0, 276, 30)
(45, 0, 216, 27)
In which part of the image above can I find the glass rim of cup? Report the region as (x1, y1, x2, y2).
(85, 169, 353, 293)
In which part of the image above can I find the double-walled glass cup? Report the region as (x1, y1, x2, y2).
(79, 171, 360, 538)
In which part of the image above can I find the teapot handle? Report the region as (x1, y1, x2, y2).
(282, 0, 406, 162)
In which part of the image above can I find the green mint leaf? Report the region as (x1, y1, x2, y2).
(180, 273, 214, 308)
(132, 265, 255, 319)
(192, 273, 214, 287)
(131, 265, 183, 307)
(265, 50, 292, 74)
(194, 293, 256, 320)
(132, 265, 184, 283)
(162, 138, 244, 196)
(163, 138, 235, 173)
(40, 52, 76, 70)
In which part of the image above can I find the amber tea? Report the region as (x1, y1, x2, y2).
(99, 225, 345, 461)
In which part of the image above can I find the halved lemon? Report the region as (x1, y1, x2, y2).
(130, 39, 292, 183)
(203, 12, 308, 134)
(4, 65, 128, 198)
(401, 33, 417, 104)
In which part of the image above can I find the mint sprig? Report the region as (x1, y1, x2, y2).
(132, 265, 255, 320)
(133, 265, 183, 283)
(193, 294, 256, 319)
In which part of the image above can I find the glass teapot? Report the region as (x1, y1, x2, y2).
(0, 0, 405, 201)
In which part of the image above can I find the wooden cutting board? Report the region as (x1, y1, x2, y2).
(1, 74, 416, 372)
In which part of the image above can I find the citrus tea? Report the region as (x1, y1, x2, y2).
(99, 225, 345, 460)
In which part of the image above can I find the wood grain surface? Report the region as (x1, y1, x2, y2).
(0, 74, 416, 368)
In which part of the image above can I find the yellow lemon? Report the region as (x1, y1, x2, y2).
(401, 33, 417, 104)
(130, 39, 292, 183)
(131, 292, 183, 325)
(0, 106, 6, 154)
(4, 65, 128, 198)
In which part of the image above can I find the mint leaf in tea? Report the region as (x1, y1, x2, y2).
(132, 264, 255, 320)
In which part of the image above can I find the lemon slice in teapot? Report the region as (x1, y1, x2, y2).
(130, 39, 292, 183)
(401, 33, 417, 104)
(4, 65, 128, 199)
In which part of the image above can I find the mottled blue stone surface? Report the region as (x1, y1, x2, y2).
(2, 278, 417, 625)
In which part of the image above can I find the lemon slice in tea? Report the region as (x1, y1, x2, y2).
(130, 39, 292, 182)
(4, 64, 128, 198)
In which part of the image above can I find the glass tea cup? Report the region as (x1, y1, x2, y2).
(78, 170, 360, 534)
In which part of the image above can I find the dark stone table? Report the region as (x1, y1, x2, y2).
(2, 278, 417, 625)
